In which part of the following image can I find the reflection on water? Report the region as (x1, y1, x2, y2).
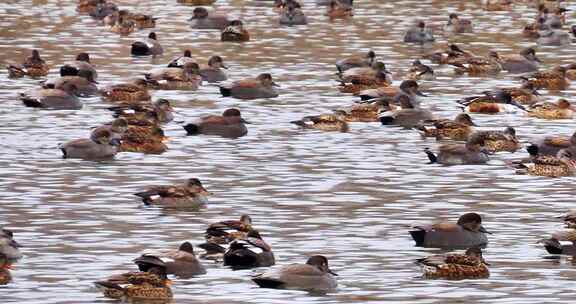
(2, 0, 576, 303)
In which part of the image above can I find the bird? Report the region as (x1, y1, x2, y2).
(335, 50, 376, 74)
(189, 7, 229, 30)
(540, 230, 576, 255)
(469, 127, 521, 153)
(379, 95, 435, 128)
(403, 21, 435, 44)
(183, 108, 249, 138)
(199, 55, 228, 83)
(417, 113, 476, 141)
(131, 32, 163, 56)
(424, 136, 491, 166)
(221, 20, 250, 42)
(134, 242, 206, 278)
(416, 247, 489, 279)
(223, 230, 275, 269)
(0, 229, 22, 260)
(59, 129, 121, 160)
(0, 254, 13, 285)
(60, 52, 98, 81)
(409, 212, 491, 248)
(457, 91, 526, 114)
(204, 215, 254, 245)
(291, 114, 349, 132)
(133, 178, 211, 208)
(7, 49, 49, 78)
(20, 83, 82, 110)
(527, 98, 575, 119)
(219, 73, 279, 99)
(443, 13, 473, 33)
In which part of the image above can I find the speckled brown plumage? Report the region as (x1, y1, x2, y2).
(418, 248, 489, 280)
(291, 114, 349, 132)
(418, 114, 475, 141)
(521, 66, 570, 90)
(528, 99, 574, 119)
(102, 81, 152, 102)
(333, 100, 394, 122)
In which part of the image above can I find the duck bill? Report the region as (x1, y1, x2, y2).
(479, 226, 492, 234)
(511, 100, 527, 111)
(221, 64, 229, 69)
(271, 82, 280, 87)
(533, 56, 542, 63)
(241, 118, 252, 124)
(416, 90, 427, 97)
(328, 269, 338, 276)
(9, 239, 21, 248)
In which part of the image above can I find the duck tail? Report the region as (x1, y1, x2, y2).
(60, 147, 68, 159)
(289, 120, 306, 127)
(409, 230, 426, 247)
(183, 123, 200, 135)
(21, 97, 43, 108)
(219, 86, 232, 97)
(379, 115, 395, 125)
(252, 277, 285, 289)
(197, 242, 226, 254)
(131, 42, 150, 56)
(424, 147, 437, 163)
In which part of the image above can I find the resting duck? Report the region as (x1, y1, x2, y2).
(221, 20, 250, 42)
(403, 21, 435, 44)
(493, 47, 541, 74)
(443, 13, 473, 34)
(417, 248, 489, 279)
(131, 32, 163, 56)
(325, 0, 353, 19)
(528, 98, 575, 119)
(145, 62, 202, 90)
(45, 69, 99, 97)
(135, 242, 206, 278)
(515, 147, 576, 177)
(424, 136, 490, 166)
(458, 91, 525, 114)
(167, 50, 195, 68)
(470, 127, 521, 153)
(60, 129, 120, 160)
(20, 83, 82, 110)
(219, 73, 279, 99)
(379, 95, 435, 128)
(60, 52, 98, 81)
(333, 98, 394, 122)
(520, 66, 569, 91)
(199, 55, 228, 83)
(108, 99, 174, 124)
(189, 7, 229, 30)
(133, 178, 211, 208)
(183, 108, 249, 138)
(417, 113, 476, 141)
(291, 114, 349, 132)
(7, 49, 49, 78)
(410, 213, 491, 248)
(101, 79, 151, 103)
(335, 50, 376, 74)
(526, 131, 576, 157)
(407, 60, 435, 81)
(223, 230, 275, 269)
(204, 215, 253, 244)
(339, 62, 392, 86)
(424, 44, 475, 65)
(0, 229, 22, 260)
(450, 51, 501, 75)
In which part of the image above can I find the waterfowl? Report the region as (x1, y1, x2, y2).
(335, 50, 376, 74)
(357, 80, 426, 105)
(279, 4, 308, 25)
(135, 242, 206, 278)
(120, 124, 168, 154)
(379, 95, 435, 128)
(61, 52, 98, 81)
(131, 32, 163, 56)
(94, 257, 172, 301)
(134, 178, 211, 208)
(110, 14, 136, 35)
(7, 49, 49, 78)
(20, 83, 82, 110)
(339, 61, 392, 86)
(145, 62, 202, 90)
(0, 254, 12, 285)
(252, 255, 337, 291)
(457, 91, 526, 114)
(527, 131, 576, 157)
(183, 108, 248, 138)
(528, 98, 575, 119)
(60, 128, 120, 160)
(0, 229, 22, 260)
(219, 73, 279, 99)
(470, 127, 521, 153)
(291, 114, 349, 132)
(101, 79, 152, 103)
(523, 17, 546, 39)
(337, 79, 389, 95)
(223, 230, 275, 269)
(46, 69, 99, 97)
(488, 82, 541, 106)
(127, 12, 157, 29)
(325, 0, 353, 19)
(403, 21, 435, 44)
(189, 7, 229, 30)
(204, 215, 253, 244)
(88, 1, 118, 19)
(167, 50, 195, 68)
(417, 248, 489, 280)
(177, 0, 217, 5)
(196, 242, 226, 261)
(199, 55, 228, 83)
(333, 98, 394, 122)
(520, 66, 569, 90)
(565, 63, 576, 80)
(76, 0, 104, 14)
(424, 135, 490, 166)
(424, 44, 474, 65)
(91, 118, 128, 143)
(410, 213, 491, 248)
(484, 0, 513, 11)
(109, 99, 174, 124)
(515, 147, 576, 177)
(537, 28, 570, 46)
(450, 51, 501, 75)
(558, 209, 576, 228)
(443, 13, 473, 33)
(417, 113, 475, 141)
(494, 47, 541, 74)
(407, 60, 435, 81)
(221, 20, 250, 42)
(540, 233, 576, 255)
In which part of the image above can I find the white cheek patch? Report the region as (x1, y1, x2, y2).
(150, 195, 161, 200)
(304, 120, 314, 126)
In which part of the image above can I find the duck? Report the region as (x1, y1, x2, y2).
(443, 13, 473, 33)
(0, 254, 12, 285)
(133, 178, 211, 208)
(527, 131, 576, 157)
(20, 83, 82, 110)
(325, 0, 353, 19)
(120, 124, 168, 154)
(189, 7, 229, 30)
(403, 21, 435, 44)
(199, 56, 228, 83)
(486, 82, 541, 106)
(76, 0, 104, 14)
(60, 52, 98, 81)
(537, 28, 570, 46)
(357, 80, 425, 104)
(470, 127, 521, 153)
(528, 98, 575, 119)
(101, 79, 152, 103)
(409, 212, 491, 248)
(291, 114, 349, 132)
(417, 113, 476, 141)
(424, 44, 475, 65)
(484, 0, 513, 11)
(60, 128, 120, 160)
(424, 135, 490, 166)
(457, 91, 526, 114)
(223, 230, 275, 269)
(520, 66, 569, 90)
(557, 209, 576, 228)
(127, 12, 157, 29)
(252, 255, 337, 291)
(94, 257, 172, 301)
(493, 47, 541, 74)
(333, 98, 394, 122)
(335, 50, 376, 74)
(183, 108, 249, 138)
(204, 215, 253, 244)
(145, 62, 202, 90)
(91, 118, 129, 143)
(339, 61, 392, 86)
(108, 99, 174, 124)
(450, 51, 501, 75)
(417, 247, 489, 279)
(167, 50, 195, 68)
(89, 1, 118, 19)
(0, 229, 22, 260)
(279, 3, 308, 26)
(45, 69, 99, 97)
(110, 14, 136, 35)
(7, 49, 49, 78)
(407, 60, 435, 81)
(514, 147, 576, 177)
(565, 63, 576, 80)
(131, 32, 163, 56)
(219, 73, 279, 99)
(379, 95, 435, 128)
(540, 232, 576, 255)
(221, 20, 250, 42)
(135, 242, 206, 278)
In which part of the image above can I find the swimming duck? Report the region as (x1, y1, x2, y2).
(333, 98, 395, 122)
(252, 255, 337, 291)
(470, 127, 521, 153)
(145, 62, 202, 90)
(417, 113, 476, 141)
(221, 20, 250, 42)
(120, 124, 168, 154)
(0, 229, 22, 260)
(101, 79, 152, 103)
(20, 83, 82, 110)
(558, 209, 576, 229)
(493, 47, 541, 74)
(537, 28, 570, 46)
(450, 51, 501, 75)
(7, 49, 49, 78)
(76, 0, 104, 14)
(204, 215, 253, 245)
(60, 52, 98, 81)
(424, 44, 475, 65)
(45, 69, 99, 97)
(520, 66, 569, 90)
(109, 99, 174, 124)
(94, 257, 172, 301)
(291, 114, 349, 132)
(134, 178, 211, 208)
(0, 254, 12, 285)
(457, 91, 526, 114)
(60, 128, 120, 160)
(335, 50, 376, 74)
(403, 21, 435, 44)
(540, 232, 576, 255)
(407, 60, 435, 81)
(167, 50, 196, 68)
(527, 131, 576, 157)
(135, 242, 206, 278)
(91, 118, 128, 145)
(410, 213, 491, 248)
(443, 13, 473, 33)
(219, 73, 279, 99)
(224, 230, 275, 269)
(379, 95, 435, 128)
(183, 108, 249, 138)
(131, 32, 163, 56)
(189, 7, 229, 30)
(127, 12, 157, 29)
(424, 136, 490, 166)
(199, 56, 228, 83)
(357, 80, 425, 105)
(279, 3, 308, 26)
(325, 0, 353, 19)
(565, 63, 576, 80)
(528, 98, 575, 119)
(339, 61, 392, 86)
(110, 14, 136, 35)
(486, 82, 541, 107)
(515, 147, 576, 177)
(417, 247, 489, 280)
(88, 1, 117, 19)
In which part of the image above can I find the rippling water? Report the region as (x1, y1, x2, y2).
(2, 0, 576, 303)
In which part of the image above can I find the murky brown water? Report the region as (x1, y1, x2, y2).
(2, 0, 576, 303)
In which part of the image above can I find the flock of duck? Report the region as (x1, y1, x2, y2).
(3, 0, 576, 301)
